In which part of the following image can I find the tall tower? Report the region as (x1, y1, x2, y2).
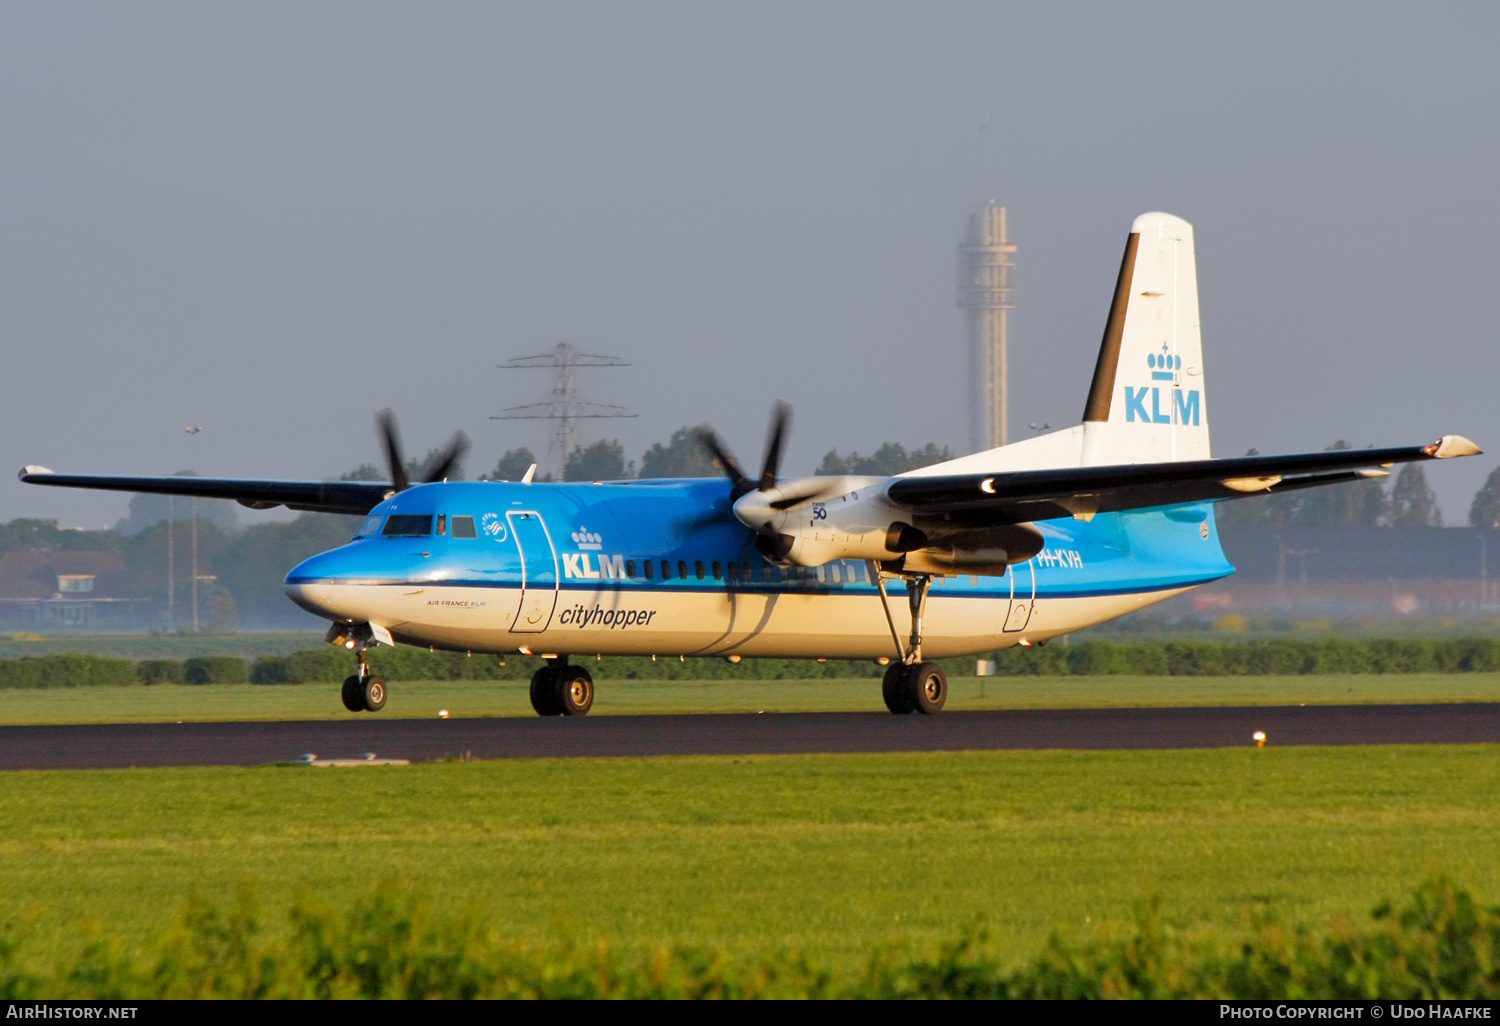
(958, 204, 1017, 451)
(491, 342, 636, 476)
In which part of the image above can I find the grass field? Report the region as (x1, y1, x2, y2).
(2, 745, 1497, 969)
(2, 672, 1499, 725)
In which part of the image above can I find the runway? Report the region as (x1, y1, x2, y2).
(1, 703, 1497, 770)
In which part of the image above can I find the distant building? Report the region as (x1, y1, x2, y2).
(0, 550, 150, 627)
(1159, 527, 1500, 620)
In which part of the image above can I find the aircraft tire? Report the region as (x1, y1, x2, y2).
(882, 663, 914, 714)
(557, 666, 594, 716)
(906, 662, 947, 715)
(341, 675, 364, 713)
(362, 676, 387, 712)
(529, 667, 563, 716)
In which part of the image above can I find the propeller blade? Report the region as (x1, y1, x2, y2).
(694, 428, 751, 494)
(376, 409, 410, 493)
(754, 532, 794, 563)
(758, 401, 791, 492)
(421, 432, 470, 484)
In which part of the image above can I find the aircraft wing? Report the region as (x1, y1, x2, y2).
(16, 468, 392, 516)
(884, 435, 1482, 526)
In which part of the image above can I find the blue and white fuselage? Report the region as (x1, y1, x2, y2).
(285, 478, 1233, 659)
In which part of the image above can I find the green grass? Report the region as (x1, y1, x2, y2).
(2, 672, 1499, 725)
(3, 746, 1498, 969)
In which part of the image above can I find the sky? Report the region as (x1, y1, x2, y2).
(3, 2, 1496, 529)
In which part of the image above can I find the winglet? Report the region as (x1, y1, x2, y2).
(18, 465, 53, 480)
(1426, 435, 1483, 459)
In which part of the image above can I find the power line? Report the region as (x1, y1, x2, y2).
(491, 342, 636, 475)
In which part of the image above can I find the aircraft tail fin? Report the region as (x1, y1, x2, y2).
(1079, 212, 1209, 466)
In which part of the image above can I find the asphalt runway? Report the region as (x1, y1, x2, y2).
(1, 703, 1497, 770)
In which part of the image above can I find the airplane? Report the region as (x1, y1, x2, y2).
(20, 212, 1481, 718)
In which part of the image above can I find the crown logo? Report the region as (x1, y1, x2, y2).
(1148, 344, 1179, 381)
(571, 526, 603, 550)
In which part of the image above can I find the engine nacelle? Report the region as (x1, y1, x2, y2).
(885, 546, 1015, 577)
(737, 476, 1044, 572)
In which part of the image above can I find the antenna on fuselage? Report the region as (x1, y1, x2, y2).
(491, 341, 636, 478)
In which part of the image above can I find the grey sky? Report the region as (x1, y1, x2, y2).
(3, 2, 1496, 528)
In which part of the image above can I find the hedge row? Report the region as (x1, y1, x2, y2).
(3, 877, 1496, 998)
(994, 637, 1500, 676)
(0, 654, 253, 688)
(3, 636, 1500, 688)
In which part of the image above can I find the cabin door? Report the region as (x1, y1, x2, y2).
(1003, 560, 1035, 633)
(508, 511, 559, 633)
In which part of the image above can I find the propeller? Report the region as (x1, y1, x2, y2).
(695, 403, 797, 560)
(695, 401, 790, 501)
(376, 409, 470, 491)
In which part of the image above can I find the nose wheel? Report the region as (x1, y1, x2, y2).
(335, 632, 387, 713)
(529, 660, 594, 716)
(341, 674, 387, 712)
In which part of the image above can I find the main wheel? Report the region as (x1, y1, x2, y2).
(341, 675, 364, 712)
(362, 676, 387, 712)
(530, 667, 562, 716)
(556, 666, 594, 716)
(882, 663, 914, 714)
(905, 662, 947, 715)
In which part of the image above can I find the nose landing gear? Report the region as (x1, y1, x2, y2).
(328, 622, 387, 713)
(529, 657, 594, 717)
(341, 673, 387, 712)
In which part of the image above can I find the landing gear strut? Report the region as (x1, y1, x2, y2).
(337, 659, 387, 713)
(871, 567, 948, 715)
(529, 656, 594, 717)
(329, 623, 387, 713)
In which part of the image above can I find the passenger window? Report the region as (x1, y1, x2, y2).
(970, 574, 979, 586)
(741, 562, 751, 581)
(381, 514, 433, 537)
(436, 515, 447, 536)
(678, 561, 688, 580)
(644, 560, 654, 579)
(451, 516, 477, 539)
(726, 563, 737, 582)
(662, 561, 672, 580)
(712, 562, 722, 580)
(831, 564, 842, 584)
(353, 514, 384, 539)
(626, 560, 636, 578)
(695, 561, 705, 580)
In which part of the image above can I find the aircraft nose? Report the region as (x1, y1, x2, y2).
(284, 554, 336, 614)
(284, 579, 333, 613)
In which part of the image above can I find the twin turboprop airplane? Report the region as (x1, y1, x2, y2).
(21, 213, 1481, 718)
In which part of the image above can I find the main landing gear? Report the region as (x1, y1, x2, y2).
(872, 569, 948, 715)
(529, 657, 594, 717)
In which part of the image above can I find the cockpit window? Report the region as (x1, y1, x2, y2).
(381, 514, 433, 537)
(353, 514, 385, 539)
(451, 515, 477, 539)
